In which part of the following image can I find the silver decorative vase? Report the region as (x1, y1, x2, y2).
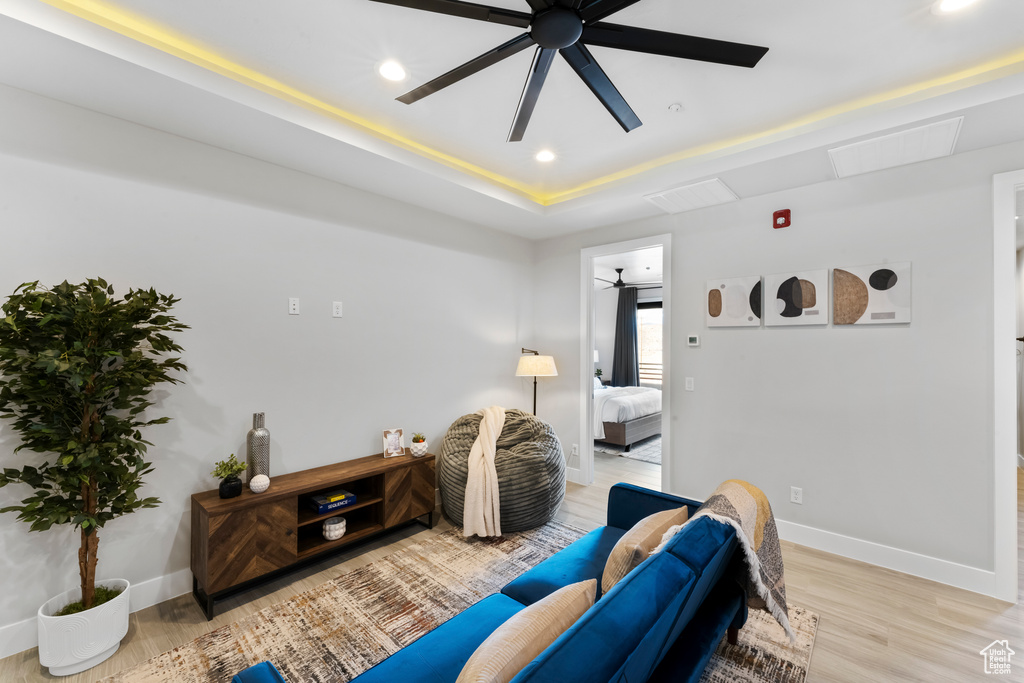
(247, 412, 270, 480)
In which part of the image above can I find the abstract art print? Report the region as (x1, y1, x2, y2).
(764, 269, 829, 326)
(706, 276, 762, 327)
(833, 262, 911, 325)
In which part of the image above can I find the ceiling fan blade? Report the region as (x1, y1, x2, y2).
(507, 47, 557, 142)
(368, 0, 531, 28)
(594, 277, 618, 284)
(398, 34, 536, 104)
(582, 23, 769, 68)
(525, 0, 552, 10)
(578, 0, 641, 24)
(560, 43, 641, 132)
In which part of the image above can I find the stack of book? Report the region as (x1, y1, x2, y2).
(310, 488, 357, 515)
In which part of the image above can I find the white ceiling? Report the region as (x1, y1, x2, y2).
(594, 246, 662, 288)
(1, 0, 1024, 239)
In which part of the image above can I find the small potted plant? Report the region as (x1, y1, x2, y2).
(212, 453, 248, 498)
(410, 433, 428, 457)
(595, 368, 603, 378)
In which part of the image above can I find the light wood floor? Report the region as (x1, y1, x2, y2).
(1, 454, 1019, 682)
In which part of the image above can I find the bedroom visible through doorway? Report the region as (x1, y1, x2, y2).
(591, 245, 665, 474)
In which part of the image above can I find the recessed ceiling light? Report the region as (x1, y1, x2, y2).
(378, 60, 407, 81)
(932, 0, 979, 14)
(535, 150, 556, 163)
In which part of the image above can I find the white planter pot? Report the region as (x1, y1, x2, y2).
(410, 441, 428, 457)
(37, 578, 130, 676)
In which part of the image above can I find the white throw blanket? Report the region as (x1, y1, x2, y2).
(463, 405, 506, 538)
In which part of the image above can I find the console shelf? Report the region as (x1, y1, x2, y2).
(191, 451, 435, 619)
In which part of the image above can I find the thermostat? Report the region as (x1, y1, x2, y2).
(687, 334, 700, 347)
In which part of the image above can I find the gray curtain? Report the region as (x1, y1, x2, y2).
(612, 287, 639, 387)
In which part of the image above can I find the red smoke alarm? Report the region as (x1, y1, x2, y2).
(773, 209, 791, 229)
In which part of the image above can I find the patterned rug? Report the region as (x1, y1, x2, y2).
(702, 606, 818, 683)
(595, 434, 662, 464)
(106, 522, 816, 683)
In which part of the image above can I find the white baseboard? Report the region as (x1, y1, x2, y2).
(0, 569, 193, 660)
(566, 467, 583, 485)
(776, 519, 1000, 598)
(0, 616, 36, 662)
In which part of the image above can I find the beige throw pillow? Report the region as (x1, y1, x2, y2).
(601, 506, 689, 595)
(456, 579, 596, 683)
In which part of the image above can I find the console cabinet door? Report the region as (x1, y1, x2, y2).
(205, 498, 297, 593)
(384, 460, 436, 528)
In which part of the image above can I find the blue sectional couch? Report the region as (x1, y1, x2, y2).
(234, 483, 746, 683)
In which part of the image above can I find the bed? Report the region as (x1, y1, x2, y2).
(593, 381, 662, 452)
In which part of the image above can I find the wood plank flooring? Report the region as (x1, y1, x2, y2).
(0, 454, 1019, 682)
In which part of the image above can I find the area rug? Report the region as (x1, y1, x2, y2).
(701, 605, 818, 683)
(106, 521, 817, 683)
(595, 434, 662, 465)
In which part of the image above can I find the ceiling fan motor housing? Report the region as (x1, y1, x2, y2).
(531, 7, 583, 49)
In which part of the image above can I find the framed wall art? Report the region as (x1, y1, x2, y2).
(706, 276, 762, 327)
(382, 428, 405, 457)
(764, 269, 829, 326)
(833, 262, 911, 325)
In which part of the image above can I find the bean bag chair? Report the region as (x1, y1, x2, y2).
(438, 409, 565, 532)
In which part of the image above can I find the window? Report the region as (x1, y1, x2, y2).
(637, 301, 662, 386)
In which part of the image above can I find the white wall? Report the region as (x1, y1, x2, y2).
(0, 86, 537, 654)
(595, 287, 617, 381)
(533, 139, 1024, 586)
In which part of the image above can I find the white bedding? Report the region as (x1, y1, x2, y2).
(593, 386, 662, 440)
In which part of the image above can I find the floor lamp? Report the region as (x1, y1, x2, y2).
(516, 348, 558, 416)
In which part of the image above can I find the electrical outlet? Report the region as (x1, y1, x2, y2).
(288, 298, 300, 315)
(685, 377, 694, 391)
(790, 486, 803, 505)
(567, 444, 580, 469)
(333, 301, 343, 318)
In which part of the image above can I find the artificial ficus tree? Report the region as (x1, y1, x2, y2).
(0, 279, 187, 610)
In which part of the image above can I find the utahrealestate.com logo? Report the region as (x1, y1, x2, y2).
(980, 640, 1015, 675)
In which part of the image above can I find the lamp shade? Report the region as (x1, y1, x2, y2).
(516, 355, 558, 377)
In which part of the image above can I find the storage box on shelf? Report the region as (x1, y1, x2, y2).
(191, 450, 435, 619)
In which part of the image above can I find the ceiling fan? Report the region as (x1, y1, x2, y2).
(596, 268, 661, 290)
(368, 0, 769, 142)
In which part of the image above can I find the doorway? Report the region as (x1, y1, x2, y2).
(577, 235, 671, 489)
(993, 169, 1022, 602)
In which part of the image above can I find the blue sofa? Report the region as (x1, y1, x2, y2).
(234, 483, 746, 683)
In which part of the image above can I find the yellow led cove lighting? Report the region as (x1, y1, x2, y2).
(37, 0, 537, 201)
(36, 0, 1024, 207)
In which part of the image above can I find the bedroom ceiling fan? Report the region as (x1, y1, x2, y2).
(596, 268, 661, 290)
(368, 0, 769, 142)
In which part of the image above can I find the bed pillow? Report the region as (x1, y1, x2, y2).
(593, 377, 604, 391)
(456, 579, 596, 683)
(601, 506, 689, 594)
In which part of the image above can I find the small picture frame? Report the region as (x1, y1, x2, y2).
(382, 428, 405, 458)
